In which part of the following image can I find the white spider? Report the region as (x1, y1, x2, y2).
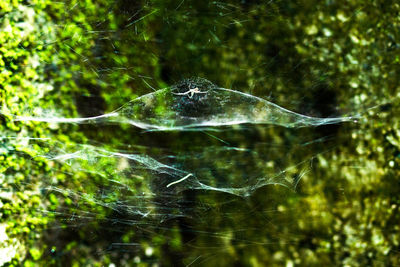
(172, 87, 208, 99)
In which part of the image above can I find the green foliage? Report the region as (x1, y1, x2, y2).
(0, 0, 91, 264)
(1, 0, 400, 266)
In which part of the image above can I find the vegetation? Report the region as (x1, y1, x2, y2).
(1, 0, 399, 266)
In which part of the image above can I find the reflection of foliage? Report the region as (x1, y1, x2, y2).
(1, 0, 400, 266)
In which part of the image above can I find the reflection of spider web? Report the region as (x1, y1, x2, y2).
(27, 132, 323, 264)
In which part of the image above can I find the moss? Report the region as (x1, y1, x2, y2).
(0, 0, 91, 264)
(1, 0, 400, 266)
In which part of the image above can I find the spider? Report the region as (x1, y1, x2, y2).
(172, 87, 208, 99)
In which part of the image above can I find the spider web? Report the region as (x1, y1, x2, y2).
(10, 77, 357, 131)
(0, 0, 362, 266)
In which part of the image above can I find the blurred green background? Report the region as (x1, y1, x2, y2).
(1, 0, 400, 266)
